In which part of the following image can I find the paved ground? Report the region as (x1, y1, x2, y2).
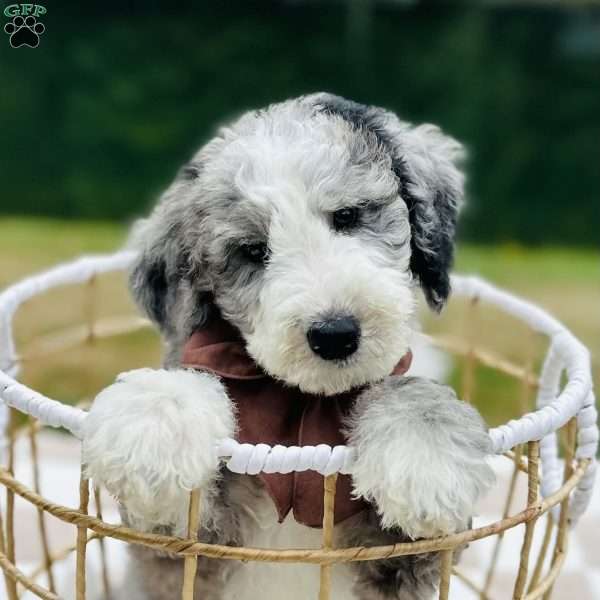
(3, 429, 597, 600)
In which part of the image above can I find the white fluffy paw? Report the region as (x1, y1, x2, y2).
(347, 377, 494, 539)
(82, 368, 235, 534)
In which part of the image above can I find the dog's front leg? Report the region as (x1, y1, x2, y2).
(82, 368, 235, 536)
(347, 376, 493, 540)
(345, 376, 494, 599)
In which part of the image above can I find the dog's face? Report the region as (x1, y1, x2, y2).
(130, 94, 464, 395)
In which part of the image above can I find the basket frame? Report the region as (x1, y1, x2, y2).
(0, 252, 597, 600)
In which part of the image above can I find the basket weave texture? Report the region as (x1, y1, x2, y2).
(0, 252, 597, 600)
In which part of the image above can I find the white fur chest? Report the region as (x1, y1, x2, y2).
(224, 494, 357, 600)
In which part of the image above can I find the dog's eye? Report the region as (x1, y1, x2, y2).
(332, 207, 360, 232)
(240, 242, 269, 264)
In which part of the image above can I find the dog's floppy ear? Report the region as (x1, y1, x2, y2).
(395, 122, 465, 311)
(312, 93, 465, 311)
(128, 165, 211, 337)
(128, 216, 188, 337)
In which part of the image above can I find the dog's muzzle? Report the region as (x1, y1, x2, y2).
(306, 315, 360, 361)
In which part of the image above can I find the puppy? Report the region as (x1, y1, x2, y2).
(83, 93, 493, 600)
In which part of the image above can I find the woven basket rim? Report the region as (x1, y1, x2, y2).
(0, 251, 597, 600)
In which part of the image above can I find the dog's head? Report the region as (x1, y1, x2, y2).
(130, 93, 464, 395)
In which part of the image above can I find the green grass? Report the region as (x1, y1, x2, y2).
(437, 244, 599, 425)
(0, 217, 127, 287)
(1, 217, 598, 426)
(454, 243, 600, 362)
(455, 244, 600, 285)
(0, 217, 159, 411)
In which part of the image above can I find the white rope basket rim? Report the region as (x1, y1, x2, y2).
(0, 251, 597, 524)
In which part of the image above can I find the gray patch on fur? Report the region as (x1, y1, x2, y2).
(340, 509, 442, 600)
(308, 92, 464, 311)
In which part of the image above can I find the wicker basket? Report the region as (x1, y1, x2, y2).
(0, 252, 597, 600)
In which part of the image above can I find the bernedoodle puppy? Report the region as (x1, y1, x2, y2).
(83, 93, 494, 600)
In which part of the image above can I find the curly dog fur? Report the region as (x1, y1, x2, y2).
(83, 93, 493, 599)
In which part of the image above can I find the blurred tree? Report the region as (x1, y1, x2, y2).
(0, 1, 598, 245)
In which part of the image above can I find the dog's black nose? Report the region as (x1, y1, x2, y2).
(306, 316, 360, 361)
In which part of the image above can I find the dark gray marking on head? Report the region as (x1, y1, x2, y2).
(314, 93, 460, 311)
(130, 256, 170, 328)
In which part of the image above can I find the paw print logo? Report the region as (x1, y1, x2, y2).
(4, 15, 45, 48)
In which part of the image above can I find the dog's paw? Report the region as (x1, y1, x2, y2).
(347, 377, 494, 539)
(82, 368, 235, 534)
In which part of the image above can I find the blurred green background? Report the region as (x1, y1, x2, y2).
(1, 1, 599, 244)
(0, 1, 598, 423)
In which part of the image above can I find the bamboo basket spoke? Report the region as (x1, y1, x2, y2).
(181, 490, 201, 600)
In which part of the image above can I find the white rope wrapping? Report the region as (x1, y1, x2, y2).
(0, 253, 136, 449)
(450, 276, 597, 520)
(536, 342, 563, 520)
(218, 439, 355, 476)
(0, 391, 7, 461)
(0, 252, 136, 377)
(0, 372, 86, 438)
(0, 254, 596, 523)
